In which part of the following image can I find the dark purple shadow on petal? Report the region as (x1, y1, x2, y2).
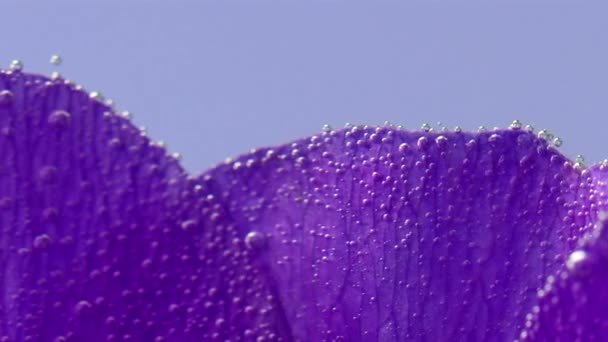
(0, 71, 289, 341)
(200, 126, 603, 341)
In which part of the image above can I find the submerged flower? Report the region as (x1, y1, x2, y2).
(1, 69, 608, 341)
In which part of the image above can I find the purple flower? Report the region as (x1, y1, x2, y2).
(1, 70, 608, 342)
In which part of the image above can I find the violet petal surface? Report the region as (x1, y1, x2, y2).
(201, 126, 605, 340)
(2, 70, 608, 341)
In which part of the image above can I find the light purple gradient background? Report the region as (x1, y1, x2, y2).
(2, 1, 607, 173)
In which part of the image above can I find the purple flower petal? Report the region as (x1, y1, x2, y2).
(520, 176, 608, 341)
(0, 71, 286, 341)
(201, 126, 604, 340)
(2, 70, 607, 341)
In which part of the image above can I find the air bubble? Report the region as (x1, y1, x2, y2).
(509, 120, 522, 130)
(50, 55, 63, 66)
(0, 90, 14, 106)
(33, 234, 52, 249)
(244, 231, 267, 250)
(488, 134, 502, 143)
(398, 143, 409, 153)
(74, 300, 92, 314)
(89, 91, 104, 101)
(574, 155, 586, 169)
(537, 129, 553, 141)
(566, 250, 588, 270)
(9, 60, 23, 71)
(322, 124, 332, 132)
(48, 110, 71, 128)
(417, 137, 429, 150)
(421, 123, 431, 132)
(435, 135, 448, 147)
(552, 137, 562, 147)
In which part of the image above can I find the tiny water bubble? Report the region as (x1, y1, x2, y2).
(509, 120, 522, 130)
(9, 60, 23, 71)
(537, 129, 553, 141)
(89, 91, 104, 101)
(244, 231, 267, 250)
(477, 126, 487, 132)
(574, 155, 586, 169)
(322, 124, 333, 132)
(421, 123, 431, 132)
(566, 250, 588, 270)
(50, 55, 63, 66)
(525, 124, 534, 132)
(552, 137, 563, 147)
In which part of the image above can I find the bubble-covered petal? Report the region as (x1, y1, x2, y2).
(200, 126, 602, 341)
(0, 71, 286, 341)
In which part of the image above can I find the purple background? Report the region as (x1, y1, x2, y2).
(2, 1, 607, 173)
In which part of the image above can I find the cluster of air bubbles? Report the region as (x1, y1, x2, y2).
(531, 128, 564, 148)
(574, 155, 586, 169)
(436, 121, 449, 131)
(421, 123, 432, 132)
(537, 129, 553, 141)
